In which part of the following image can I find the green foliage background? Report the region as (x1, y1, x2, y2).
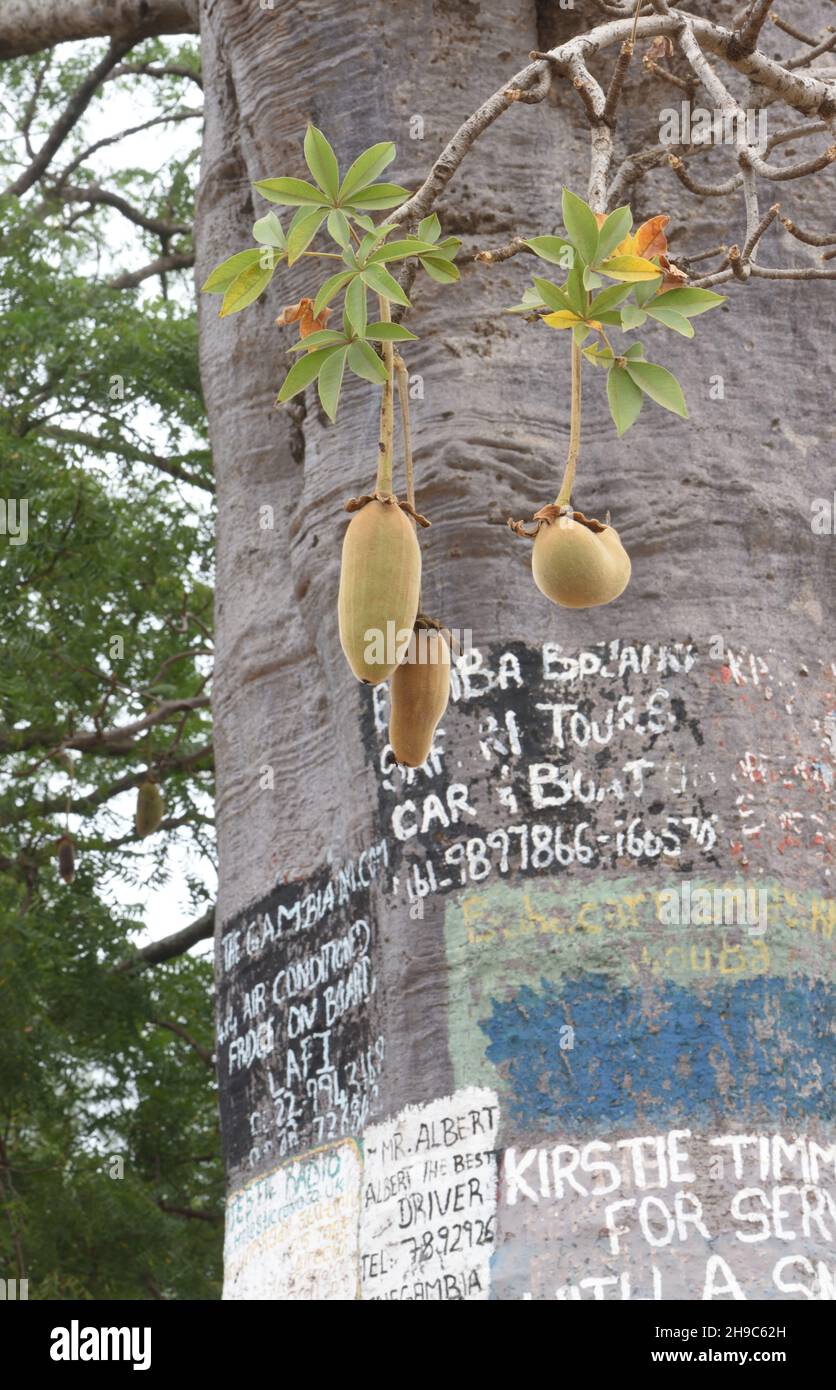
(0, 37, 221, 1298)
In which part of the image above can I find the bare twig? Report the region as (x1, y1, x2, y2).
(728, 1, 777, 60)
(780, 216, 836, 247)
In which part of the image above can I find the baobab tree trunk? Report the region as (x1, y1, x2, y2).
(197, 1, 835, 1300)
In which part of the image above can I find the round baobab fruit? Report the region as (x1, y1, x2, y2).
(532, 508, 631, 609)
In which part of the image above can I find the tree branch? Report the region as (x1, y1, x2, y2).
(0, 1, 198, 61)
(157, 1200, 219, 1223)
(1, 744, 214, 825)
(106, 60, 202, 89)
(728, 1, 776, 60)
(55, 109, 203, 186)
(108, 251, 195, 291)
(43, 182, 191, 237)
(34, 424, 212, 492)
(151, 1018, 214, 1067)
(4, 38, 135, 198)
(113, 906, 215, 973)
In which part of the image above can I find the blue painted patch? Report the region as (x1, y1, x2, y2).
(481, 974, 835, 1130)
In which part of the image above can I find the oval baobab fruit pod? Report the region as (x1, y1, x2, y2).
(338, 497, 422, 684)
(532, 508, 631, 609)
(56, 834, 76, 884)
(389, 624, 451, 767)
(136, 779, 164, 838)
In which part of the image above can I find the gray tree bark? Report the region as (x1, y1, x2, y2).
(198, 0, 835, 1301)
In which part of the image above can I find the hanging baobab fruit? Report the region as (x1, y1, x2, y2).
(506, 190, 725, 608)
(56, 834, 75, 884)
(135, 778, 164, 838)
(389, 621, 451, 766)
(338, 496, 424, 684)
(202, 127, 460, 682)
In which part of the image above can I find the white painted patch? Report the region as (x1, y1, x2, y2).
(222, 1139, 361, 1300)
(360, 1087, 500, 1301)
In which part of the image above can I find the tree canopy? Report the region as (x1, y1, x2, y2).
(0, 33, 220, 1299)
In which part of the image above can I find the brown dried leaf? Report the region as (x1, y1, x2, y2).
(634, 215, 670, 258)
(646, 36, 674, 60)
(275, 297, 333, 338)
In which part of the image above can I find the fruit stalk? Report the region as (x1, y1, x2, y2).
(375, 296, 395, 496)
(394, 352, 415, 511)
(555, 335, 583, 509)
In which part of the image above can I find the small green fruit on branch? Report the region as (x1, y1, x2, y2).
(503, 188, 727, 611)
(201, 127, 461, 422)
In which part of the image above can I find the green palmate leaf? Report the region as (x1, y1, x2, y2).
(252, 212, 286, 249)
(607, 364, 644, 435)
(286, 207, 329, 265)
(347, 183, 410, 209)
(254, 177, 328, 207)
(304, 125, 340, 200)
(352, 213, 377, 232)
(348, 340, 389, 384)
(651, 287, 727, 316)
(432, 236, 461, 259)
(362, 264, 410, 305)
(620, 304, 647, 330)
(583, 268, 603, 290)
(364, 222, 399, 247)
(418, 213, 441, 243)
(201, 247, 262, 293)
(565, 261, 588, 316)
(338, 141, 396, 202)
(583, 345, 614, 366)
(357, 230, 381, 260)
(624, 360, 688, 417)
(523, 235, 573, 267)
(343, 276, 368, 336)
(633, 276, 663, 307)
(594, 310, 630, 326)
(219, 258, 276, 317)
(313, 270, 356, 316)
(419, 255, 459, 284)
(646, 305, 694, 338)
(318, 345, 349, 421)
(327, 209, 352, 249)
(595, 205, 633, 263)
(277, 345, 342, 402)
(532, 276, 574, 314)
(367, 238, 437, 264)
(562, 188, 599, 265)
(572, 323, 590, 346)
(588, 282, 634, 315)
(600, 254, 661, 282)
(364, 322, 418, 341)
(623, 342, 646, 360)
(287, 330, 348, 352)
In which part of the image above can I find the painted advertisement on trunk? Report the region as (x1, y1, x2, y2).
(218, 640, 835, 1299)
